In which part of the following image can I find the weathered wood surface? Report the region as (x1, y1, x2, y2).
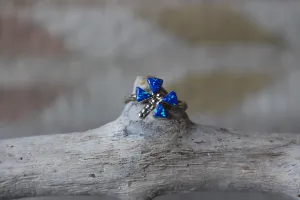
(0, 76, 300, 200)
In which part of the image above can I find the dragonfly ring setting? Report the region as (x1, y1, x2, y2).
(124, 77, 187, 119)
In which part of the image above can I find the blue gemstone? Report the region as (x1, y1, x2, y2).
(162, 91, 178, 106)
(136, 87, 152, 102)
(147, 77, 163, 94)
(153, 103, 168, 118)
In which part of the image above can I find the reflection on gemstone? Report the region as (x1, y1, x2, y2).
(162, 91, 178, 106)
(136, 87, 152, 102)
(147, 77, 163, 94)
(153, 103, 168, 118)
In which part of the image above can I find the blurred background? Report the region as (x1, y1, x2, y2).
(0, 0, 299, 200)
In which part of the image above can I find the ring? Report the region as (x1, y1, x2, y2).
(124, 77, 188, 119)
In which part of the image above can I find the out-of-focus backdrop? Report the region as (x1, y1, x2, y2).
(0, 0, 299, 200)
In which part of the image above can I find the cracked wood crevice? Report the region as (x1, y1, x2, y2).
(0, 76, 300, 200)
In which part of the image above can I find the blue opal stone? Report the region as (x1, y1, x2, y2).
(147, 77, 163, 94)
(136, 87, 152, 102)
(162, 91, 178, 106)
(153, 103, 168, 118)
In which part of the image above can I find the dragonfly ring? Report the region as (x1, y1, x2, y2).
(124, 77, 188, 119)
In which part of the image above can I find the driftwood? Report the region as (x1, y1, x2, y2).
(0, 76, 300, 200)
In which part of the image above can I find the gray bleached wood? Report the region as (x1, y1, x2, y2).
(0, 76, 300, 200)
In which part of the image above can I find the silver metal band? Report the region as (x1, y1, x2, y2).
(124, 94, 137, 104)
